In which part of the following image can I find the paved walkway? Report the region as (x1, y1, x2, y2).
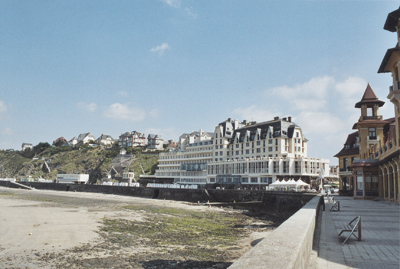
(316, 195, 399, 269)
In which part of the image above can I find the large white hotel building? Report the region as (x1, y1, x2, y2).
(155, 117, 330, 188)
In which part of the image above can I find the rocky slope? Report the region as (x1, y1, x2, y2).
(0, 146, 159, 183)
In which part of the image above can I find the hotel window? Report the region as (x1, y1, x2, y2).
(246, 142, 249, 147)
(273, 161, 278, 173)
(368, 128, 376, 139)
(251, 177, 258, 183)
(268, 147, 273, 152)
(275, 139, 278, 145)
(246, 150, 250, 154)
(269, 139, 273, 144)
(236, 144, 239, 148)
(257, 148, 261, 153)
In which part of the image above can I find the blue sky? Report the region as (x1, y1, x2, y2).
(0, 0, 398, 165)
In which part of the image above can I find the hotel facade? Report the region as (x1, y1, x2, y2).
(335, 6, 400, 203)
(155, 117, 330, 189)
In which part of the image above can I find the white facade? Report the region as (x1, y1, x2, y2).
(77, 133, 97, 144)
(21, 143, 33, 151)
(56, 174, 89, 184)
(147, 134, 164, 150)
(97, 134, 115, 146)
(119, 131, 146, 148)
(155, 117, 330, 188)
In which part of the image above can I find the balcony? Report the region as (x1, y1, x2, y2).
(362, 116, 383, 121)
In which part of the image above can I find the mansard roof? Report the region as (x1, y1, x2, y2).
(229, 118, 299, 143)
(334, 131, 359, 158)
(98, 134, 114, 140)
(355, 84, 385, 108)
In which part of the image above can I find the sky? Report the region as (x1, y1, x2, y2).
(1, 0, 399, 165)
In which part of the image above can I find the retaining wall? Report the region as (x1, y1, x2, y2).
(228, 195, 323, 269)
(0, 181, 315, 208)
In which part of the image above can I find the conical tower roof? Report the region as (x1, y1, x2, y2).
(355, 84, 385, 108)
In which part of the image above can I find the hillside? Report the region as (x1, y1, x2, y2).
(0, 146, 159, 183)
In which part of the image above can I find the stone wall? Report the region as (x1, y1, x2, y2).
(228, 195, 323, 269)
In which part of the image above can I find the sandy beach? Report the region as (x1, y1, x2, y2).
(0, 187, 272, 268)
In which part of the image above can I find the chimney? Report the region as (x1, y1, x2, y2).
(288, 116, 292, 122)
(274, 116, 279, 121)
(283, 117, 287, 121)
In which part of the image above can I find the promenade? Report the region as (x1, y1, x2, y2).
(316, 195, 399, 269)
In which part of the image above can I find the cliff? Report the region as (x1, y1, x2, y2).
(0, 146, 159, 183)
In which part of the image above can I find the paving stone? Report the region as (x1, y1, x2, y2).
(315, 195, 399, 268)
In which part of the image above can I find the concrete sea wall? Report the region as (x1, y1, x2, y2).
(0, 181, 315, 210)
(228, 195, 323, 269)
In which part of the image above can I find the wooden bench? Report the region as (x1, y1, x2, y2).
(330, 200, 340, 211)
(338, 216, 361, 246)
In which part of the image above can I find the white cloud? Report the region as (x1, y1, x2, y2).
(103, 103, 145, 121)
(160, 0, 197, 18)
(0, 100, 7, 120)
(149, 109, 159, 118)
(184, 7, 197, 18)
(290, 98, 327, 112)
(294, 111, 347, 135)
(270, 76, 335, 100)
(232, 105, 281, 122)
(150, 42, 171, 56)
(77, 102, 97, 112)
(0, 127, 12, 135)
(335, 76, 368, 110)
(117, 91, 129, 97)
(160, 0, 181, 8)
(335, 76, 367, 97)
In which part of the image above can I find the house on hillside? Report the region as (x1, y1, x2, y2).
(52, 137, 67, 146)
(119, 131, 146, 148)
(21, 143, 33, 151)
(97, 134, 115, 147)
(147, 134, 164, 150)
(67, 137, 78, 146)
(77, 132, 97, 144)
(166, 140, 178, 151)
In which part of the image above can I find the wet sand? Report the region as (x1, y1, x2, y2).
(0, 187, 272, 268)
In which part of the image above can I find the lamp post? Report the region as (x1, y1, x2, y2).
(319, 168, 325, 195)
